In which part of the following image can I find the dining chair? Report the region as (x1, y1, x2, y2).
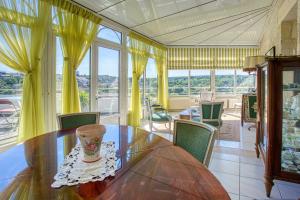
(192, 101, 224, 129)
(57, 112, 100, 130)
(145, 97, 172, 132)
(173, 119, 217, 167)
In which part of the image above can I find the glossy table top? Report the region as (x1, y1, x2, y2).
(0, 125, 229, 199)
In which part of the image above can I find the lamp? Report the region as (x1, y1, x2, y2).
(243, 56, 265, 72)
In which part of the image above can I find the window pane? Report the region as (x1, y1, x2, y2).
(56, 37, 91, 114)
(77, 50, 91, 112)
(97, 47, 119, 124)
(168, 70, 189, 96)
(145, 58, 157, 100)
(236, 70, 256, 93)
(0, 64, 22, 142)
(98, 25, 121, 44)
(190, 70, 210, 95)
(215, 70, 235, 95)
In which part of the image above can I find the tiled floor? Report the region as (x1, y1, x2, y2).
(142, 111, 300, 200)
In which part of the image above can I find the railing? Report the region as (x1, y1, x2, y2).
(169, 86, 254, 96)
(168, 86, 211, 96)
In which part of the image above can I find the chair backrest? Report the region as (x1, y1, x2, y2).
(57, 112, 100, 130)
(200, 101, 224, 121)
(173, 119, 217, 167)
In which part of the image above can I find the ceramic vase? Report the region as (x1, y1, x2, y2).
(76, 124, 106, 163)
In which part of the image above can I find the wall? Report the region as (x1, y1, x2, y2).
(281, 20, 297, 55)
(260, 0, 298, 55)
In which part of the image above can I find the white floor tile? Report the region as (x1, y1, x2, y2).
(215, 140, 240, 149)
(239, 142, 256, 151)
(212, 152, 240, 162)
(229, 192, 240, 200)
(240, 177, 282, 199)
(239, 155, 263, 166)
(211, 170, 239, 194)
(240, 163, 265, 180)
(209, 158, 240, 175)
(277, 183, 300, 199)
(239, 195, 255, 200)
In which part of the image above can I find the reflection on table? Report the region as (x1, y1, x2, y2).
(0, 125, 229, 199)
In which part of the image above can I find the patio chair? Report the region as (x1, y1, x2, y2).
(173, 119, 217, 167)
(57, 112, 100, 130)
(145, 97, 172, 132)
(0, 99, 20, 130)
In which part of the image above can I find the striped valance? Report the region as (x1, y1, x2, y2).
(167, 47, 260, 70)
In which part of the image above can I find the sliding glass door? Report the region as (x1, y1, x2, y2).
(96, 46, 120, 124)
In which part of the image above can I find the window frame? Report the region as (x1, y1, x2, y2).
(168, 69, 255, 97)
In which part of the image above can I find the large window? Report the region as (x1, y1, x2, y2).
(215, 70, 235, 95)
(0, 64, 22, 141)
(56, 37, 91, 114)
(168, 70, 189, 96)
(190, 70, 211, 95)
(168, 69, 256, 96)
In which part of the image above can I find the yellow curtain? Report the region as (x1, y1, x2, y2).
(54, 7, 101, 114)
(128, 35, 150, 127)
(0, 0, 51, 142)
(153, 47, 168, 109)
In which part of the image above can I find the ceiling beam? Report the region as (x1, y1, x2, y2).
(153, 5, 270, 38)
(168, 8, 268, 44)
(97, 0, 127, 13)
(228, 12, 268, 45)
(130, 0, 217, 28)
(69, 0, 165, 46)
(196, 11, 268, 45)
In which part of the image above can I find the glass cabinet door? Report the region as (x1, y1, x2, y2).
(260, 68, 268, 152)
(281, 68, 300, 174)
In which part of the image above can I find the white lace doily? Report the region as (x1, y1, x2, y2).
(51, 141, 116, 188)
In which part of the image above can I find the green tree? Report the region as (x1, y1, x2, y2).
(79, 90, 89, 111)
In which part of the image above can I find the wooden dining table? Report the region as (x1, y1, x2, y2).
(0, 125, 230, 199)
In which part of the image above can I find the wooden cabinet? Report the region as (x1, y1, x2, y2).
(256, 57, 300, 197)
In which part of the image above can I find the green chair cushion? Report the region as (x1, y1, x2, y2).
(192, 116, 201, 122)
(201, 104, 212, 119)
(59, 114, 98, 129)
(204, 121, 220, 127)
(212, 104, 222, 119)
(175, 122, 213, 164)
(150, 112, 171, 122)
